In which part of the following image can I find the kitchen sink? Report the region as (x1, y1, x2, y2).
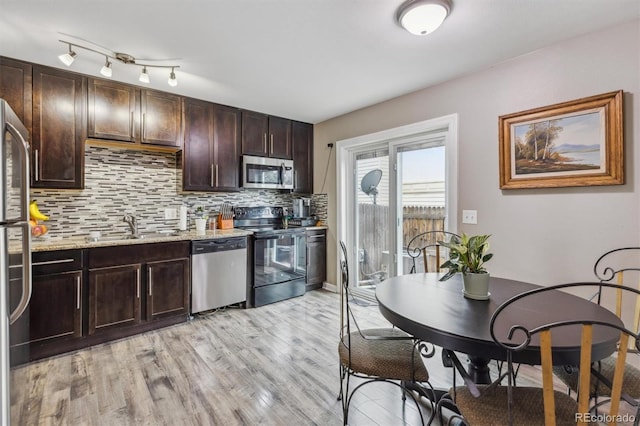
(86, 231, 182, 243)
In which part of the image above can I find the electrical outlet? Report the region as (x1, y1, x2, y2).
(164, 208, 177, 220)
(462, 209, 477, 224)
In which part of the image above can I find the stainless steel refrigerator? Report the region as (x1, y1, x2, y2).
(0, 99, 32, 424)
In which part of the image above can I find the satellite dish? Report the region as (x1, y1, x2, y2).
(360, 169, 382, 204)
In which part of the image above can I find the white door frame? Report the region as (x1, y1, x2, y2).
(336, 114, 458, 283)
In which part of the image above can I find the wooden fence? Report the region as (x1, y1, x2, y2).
(357, 204, 445, 281)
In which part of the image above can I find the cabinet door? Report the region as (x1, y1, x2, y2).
(213, 104, 241, 190)
(268, 116, 292, 159)
(292, 121, 313, 193)
(32, 65, 85, 189)
(141, 89, 182, 147)
(0, 57, 32, 133)
(306, 230, 326, 287)
(88, 78, 138, 142)
(9, 271, 82, 346)
(88, 264, 142, 335)
(183, 98, 214, 191)
(146, 258, 190, 321)
(241, 110, 268, 156)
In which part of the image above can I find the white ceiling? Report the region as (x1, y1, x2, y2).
(1, 1, 639, 124)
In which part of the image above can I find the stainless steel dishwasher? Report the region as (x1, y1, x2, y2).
(191, 237, 248, 313)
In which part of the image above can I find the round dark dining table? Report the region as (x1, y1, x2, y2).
(375, 273, 623, 383)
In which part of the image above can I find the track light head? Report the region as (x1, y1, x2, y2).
(168, 68, 178, 87)
(100, 57, 112, 77)
(58, 44, 77, 66)
(139, 66, 150, 83)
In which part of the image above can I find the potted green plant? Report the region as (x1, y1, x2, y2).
(438, 233, 493, 300)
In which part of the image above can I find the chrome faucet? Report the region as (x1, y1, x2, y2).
(123, 214, 139, 237)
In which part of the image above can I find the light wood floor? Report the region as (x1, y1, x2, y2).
(9, 289, 634, 425)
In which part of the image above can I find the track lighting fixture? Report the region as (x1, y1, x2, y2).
(100, 57, 112, 77)
(58, 44, 77, 66)
(57, 39, 179, 87)
(139, 66, 150, 83)
(168, 67, 178, 87)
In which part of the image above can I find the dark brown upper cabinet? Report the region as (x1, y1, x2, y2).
(241, 110, 292, 159)
(183, 98, 241, 191)
(32, 65, 85, 189)
(292, 121, 313, 193)
(140, 89, 182, 148)
(88, 78, 138, 142)
(0, 57, 32, 135)
(88, 79, 182, 149)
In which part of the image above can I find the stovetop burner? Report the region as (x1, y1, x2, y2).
(233, 206, 305, 236)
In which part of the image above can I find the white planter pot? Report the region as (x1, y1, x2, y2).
(463, 272, 490, 300)
(195, 217, 207, 234)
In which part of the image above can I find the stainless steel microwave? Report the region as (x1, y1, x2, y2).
(242, 155, 294, 190)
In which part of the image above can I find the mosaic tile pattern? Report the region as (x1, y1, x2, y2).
(30, 145, 325, 241)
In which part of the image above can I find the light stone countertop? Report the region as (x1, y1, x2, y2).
(23, 229, 254, 253)
(20, 226, 327, 253)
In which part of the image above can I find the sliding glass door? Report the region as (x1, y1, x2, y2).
(394, 144, 446, 276)
(354, 149, 390, 291)
(346, 139, 450, 301)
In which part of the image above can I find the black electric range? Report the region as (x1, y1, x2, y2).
(233, 206, 307, 307)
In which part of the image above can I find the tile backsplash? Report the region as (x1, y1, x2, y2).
(31, 145, 327, 241)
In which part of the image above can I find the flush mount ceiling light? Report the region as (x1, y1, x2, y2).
(57, 40, 180, 87)
(396, 0, 452, 36)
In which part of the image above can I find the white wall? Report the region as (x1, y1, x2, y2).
(315, 20, 640, 287)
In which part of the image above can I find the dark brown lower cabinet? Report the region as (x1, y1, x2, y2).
(9, 249, 84, 364)
(10, 271, 82, 346)
(88, 264, 142, 334)
(306, 229, 326, 290)
(10, 242, 191, 365)
(146, 258, 189, 320)
(88, 242, 190, 337)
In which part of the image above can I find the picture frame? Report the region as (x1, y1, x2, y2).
(498, 90, 623, 189)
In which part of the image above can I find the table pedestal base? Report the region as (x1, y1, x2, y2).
(467, 356, 491, 384)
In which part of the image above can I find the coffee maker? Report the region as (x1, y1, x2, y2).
(292, 198, 311, 218)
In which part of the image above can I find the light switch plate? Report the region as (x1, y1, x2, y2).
(462, 210, 477, 224)
(165, 208, 177, 220)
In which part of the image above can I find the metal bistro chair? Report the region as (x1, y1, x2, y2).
(406, 231, 466, 411)
(337, 241, 436, 425)
(554, 248, 640, 422)
(452, 282, 640, 426)
(406, 231, 460, 274)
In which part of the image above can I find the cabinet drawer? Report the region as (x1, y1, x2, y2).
(306, 229, 326, 241)
(31, 249, 83, 275)
(89, 242, 190, 268)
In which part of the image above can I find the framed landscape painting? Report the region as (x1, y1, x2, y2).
(499, 90, 623, 189)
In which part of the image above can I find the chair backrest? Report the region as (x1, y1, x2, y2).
(339, 241, 361, 347)
(593, 248, 640, 348)
(490, 282, 640, 426)
(406, 231, 460, 274)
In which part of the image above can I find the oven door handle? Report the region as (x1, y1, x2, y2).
(255, 234, 285, 240)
